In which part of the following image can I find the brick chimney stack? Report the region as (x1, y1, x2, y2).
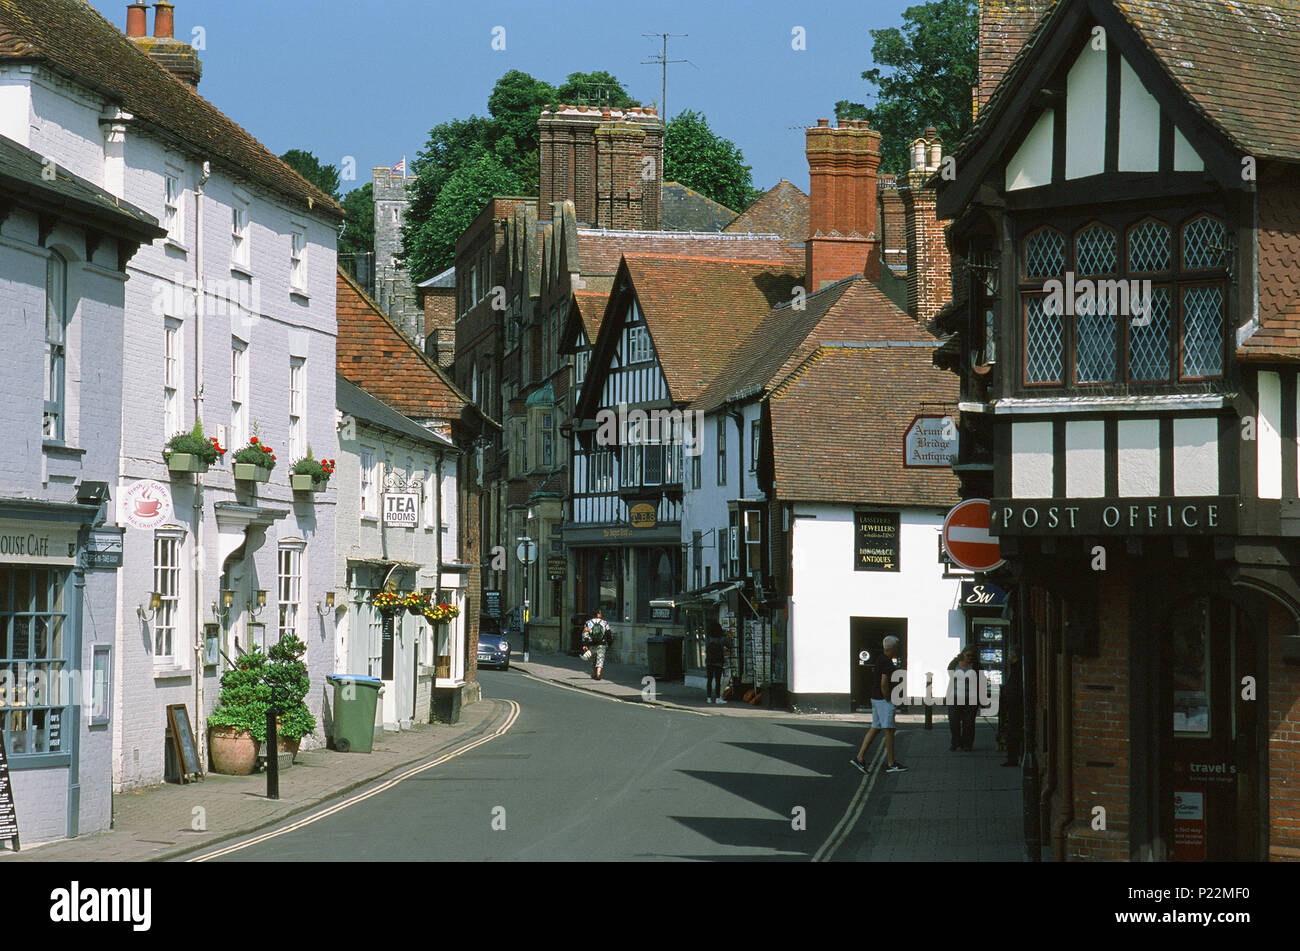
(539, 105, 664, 230)
(804, 118, 882, 291)
(977, 0, 1051, 114)
(900, 127, 951, 325)
(127, 2, 203, 88)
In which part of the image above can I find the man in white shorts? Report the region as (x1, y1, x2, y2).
(851, 635, 908, 774)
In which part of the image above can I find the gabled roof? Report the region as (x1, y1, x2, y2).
(335, 268, 477, 426)
(336, 375, 455, 451)
(573, 228, 802, 276)
(571, 287, 612, 341)
(724, 180, 810, 243)
(0, 133, 164, 241)
(692, 278, 932, 414)
(0, 0, 343, 219)
(660, 181, 737, 232)
(585, 253, 803, 409)
(767, 345, 959, 507)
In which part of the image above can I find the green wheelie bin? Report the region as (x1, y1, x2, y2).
(327, 674, 383, 753)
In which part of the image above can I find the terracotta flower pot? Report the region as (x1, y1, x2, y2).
(209, 725, 259, 775)
(277, 735, 302, 762)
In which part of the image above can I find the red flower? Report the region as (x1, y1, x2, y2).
(250, 437, 258, 444)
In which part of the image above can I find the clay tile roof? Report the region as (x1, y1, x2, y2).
(724, 180, 811, 243)
(693, 278, 934, 414)
(660, 181, 737, 232)
(572, 288, 611, 340)
(0, 0, 343, 219)
(768, 346, 959, 507)
(618, 253, 804, 404)
(335, 268, 474, 424)
(575, 228, 802, 275)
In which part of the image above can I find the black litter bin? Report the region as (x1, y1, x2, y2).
(646, 636, 668, 679)
(665, 634, 685, 681)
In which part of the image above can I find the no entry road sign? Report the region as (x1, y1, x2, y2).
(943, 499, 1004, 573)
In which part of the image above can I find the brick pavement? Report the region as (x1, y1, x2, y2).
(0, 698, 512, 863)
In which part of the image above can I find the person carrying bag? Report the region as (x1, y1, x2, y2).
(583, 609, 612, 680)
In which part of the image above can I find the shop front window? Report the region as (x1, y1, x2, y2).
(1172, 597, 1211, 735)
(0, 567, 69, 757)
(636, 547, 679, 623)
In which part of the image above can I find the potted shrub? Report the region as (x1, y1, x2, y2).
(232, 431, 276, 483)
(264, 633, 316, 763)
(207, 648, 270, 775)
(291, 448, 335, 493)
(163, 420, 223, 474)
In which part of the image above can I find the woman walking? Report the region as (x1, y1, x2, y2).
(583, 609, 612, 680)
(947, 647, 979, 751)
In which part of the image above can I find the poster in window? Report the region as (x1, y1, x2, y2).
(1172, 599, 1210, 734)
(854, 512, 900, 572)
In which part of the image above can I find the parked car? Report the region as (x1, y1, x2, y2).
(477, 622, 511, 670)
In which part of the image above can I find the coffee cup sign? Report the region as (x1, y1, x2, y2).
(120, 480, 174, 530)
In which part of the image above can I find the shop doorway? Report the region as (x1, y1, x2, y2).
(1166, 595, 1259, 861)
(850, 617, 907, 712)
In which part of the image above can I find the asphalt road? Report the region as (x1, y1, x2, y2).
(197, 668, 872, 861)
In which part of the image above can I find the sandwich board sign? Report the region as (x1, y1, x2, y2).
(0, 732, 19, 851)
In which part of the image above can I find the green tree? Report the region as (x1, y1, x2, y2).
(556, 70, 639, 108)
(338, 182, 373, 260)
(662, 109, 759, 213)
(404, 151, 527, 281)
(279, 148, 341, 200)
(836, 0, 978, 175)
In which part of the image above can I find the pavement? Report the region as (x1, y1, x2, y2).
(1, 649, 1025, 862)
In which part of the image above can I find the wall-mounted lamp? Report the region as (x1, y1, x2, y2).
(248, 589, 268, 619)
(316, 590, 336, 616)
(137, 591, 162, 622)
(212, 588, 235, 622)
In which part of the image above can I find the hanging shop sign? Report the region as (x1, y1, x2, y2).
(960, 581, 1009, 609)
(383, 492, 419, 526)
(629, 503, 657, 528)
(119, 479, 173, 530)
(854, 511, 900, 572)
(990, 497, 1237, 536)
(547, 555, 567, 580)
(84, 526, 124, 569)
(903, 415, 958, 469)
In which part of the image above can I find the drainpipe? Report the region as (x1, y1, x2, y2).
(193, 159, 210, 772)
(434, 450, 444, 685)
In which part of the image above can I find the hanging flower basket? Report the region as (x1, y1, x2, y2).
(232, 434, 276, 483)
(421, 602, 461, 625)
(372, 591, 403, 616)
(403, 591, 432, 616)
(163, 420, 224, 474)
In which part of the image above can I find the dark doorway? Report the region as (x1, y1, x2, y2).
(850, 617, 907, 712)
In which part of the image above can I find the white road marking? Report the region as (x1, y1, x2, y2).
(187, 699, 521, 862)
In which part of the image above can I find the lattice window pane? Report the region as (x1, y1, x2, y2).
(1181, 285, 1224, 378)
(1128, 220, 1172, 272)
(1127, 287, 1172, 380)
(1024, 296, 1063, 383)
(1182, 215, 1227, 271)
(1024, 229, 1065, 279)
(1075, 225, 1117, 276)
(1075, 306, 1118, 383)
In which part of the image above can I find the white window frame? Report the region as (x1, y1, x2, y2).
(153, 531, 184, 665)
(290, 226, 307, 291)
(360, 446, 378, 517)
(164, 170, 183, 242)
(231, 337, 248, 447)
(231, 200, 250, 269)
(278, 542, 304, 644)
(164, 318, 183, 438)
(423, 462, 435, 530)
(289, 356, 306, 459)
(44, 251, 69, 442)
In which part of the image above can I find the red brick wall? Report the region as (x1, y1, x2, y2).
(977, 0, 1051, 112)
(539, 107, 663, 230)
(900, 171, 952, 325)
(805, 119, 882, 288)
(423, 286, 456, 368)
(1268, 600, 1300, 860)
(1066, 566, 1131, 861)
(804, 234, 878, 290)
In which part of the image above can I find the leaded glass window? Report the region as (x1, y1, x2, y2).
(1023, 228, 1065, 279)
(1181, 285, 1225, 378)
(1127, 287, 1173, 381)
(1128, 219, 1172, 273)
(1075, 224, 1117, 276)
(1182, 215, 1227, 272)
(1025, 296, 1063, 384)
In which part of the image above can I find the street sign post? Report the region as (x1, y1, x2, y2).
(516, 539, 538, 661)
(942, 499, 1005, 573)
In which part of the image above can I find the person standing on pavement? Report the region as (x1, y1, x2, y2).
(583, 609, 612, 680)
(851, 636, 908, 774)
(947, 647, 979, 752)
(705, 623, 728, 704)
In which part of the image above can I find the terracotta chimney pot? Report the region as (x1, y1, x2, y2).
(153, 0, 174, 39)
(126, 2, 148, 38)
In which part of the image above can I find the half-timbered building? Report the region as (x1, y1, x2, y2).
(937, 0, 1300, 861)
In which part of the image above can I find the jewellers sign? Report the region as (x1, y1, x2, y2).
(990, 497, 1238, 536)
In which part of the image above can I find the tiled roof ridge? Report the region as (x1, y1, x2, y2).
(767, 346, 833, 402)
(336, 266, 473, 409)
(620, 251, 801, 267)
(0, 0, 344, 218)
(577, 227, 784, 240)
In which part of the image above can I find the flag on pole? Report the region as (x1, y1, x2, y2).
(392, 157, 406, 177)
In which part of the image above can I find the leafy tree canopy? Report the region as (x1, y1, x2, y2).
(662, 109, 760, 214)
(280, 148, 341, 200)
(836, 0, 977, 175)
(404, 150, 528, 286)
(338, 182, 374, 260)
(556, 70, 639, 108)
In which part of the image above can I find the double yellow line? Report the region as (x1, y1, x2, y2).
(188, 700, 521, 862)
(812, 740, 886, 862)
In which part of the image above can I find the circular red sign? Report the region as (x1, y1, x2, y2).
(943, 498, 1004, 572)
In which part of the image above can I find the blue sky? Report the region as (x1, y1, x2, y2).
(95, 0, 921, 194)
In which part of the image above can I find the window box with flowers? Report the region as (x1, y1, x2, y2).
(163, 420, 224, 474)
(232, 433, 276, 483)
(291, 448, 335, 493)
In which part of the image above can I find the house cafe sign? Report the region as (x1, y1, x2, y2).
(990, 497, 1237, 536)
